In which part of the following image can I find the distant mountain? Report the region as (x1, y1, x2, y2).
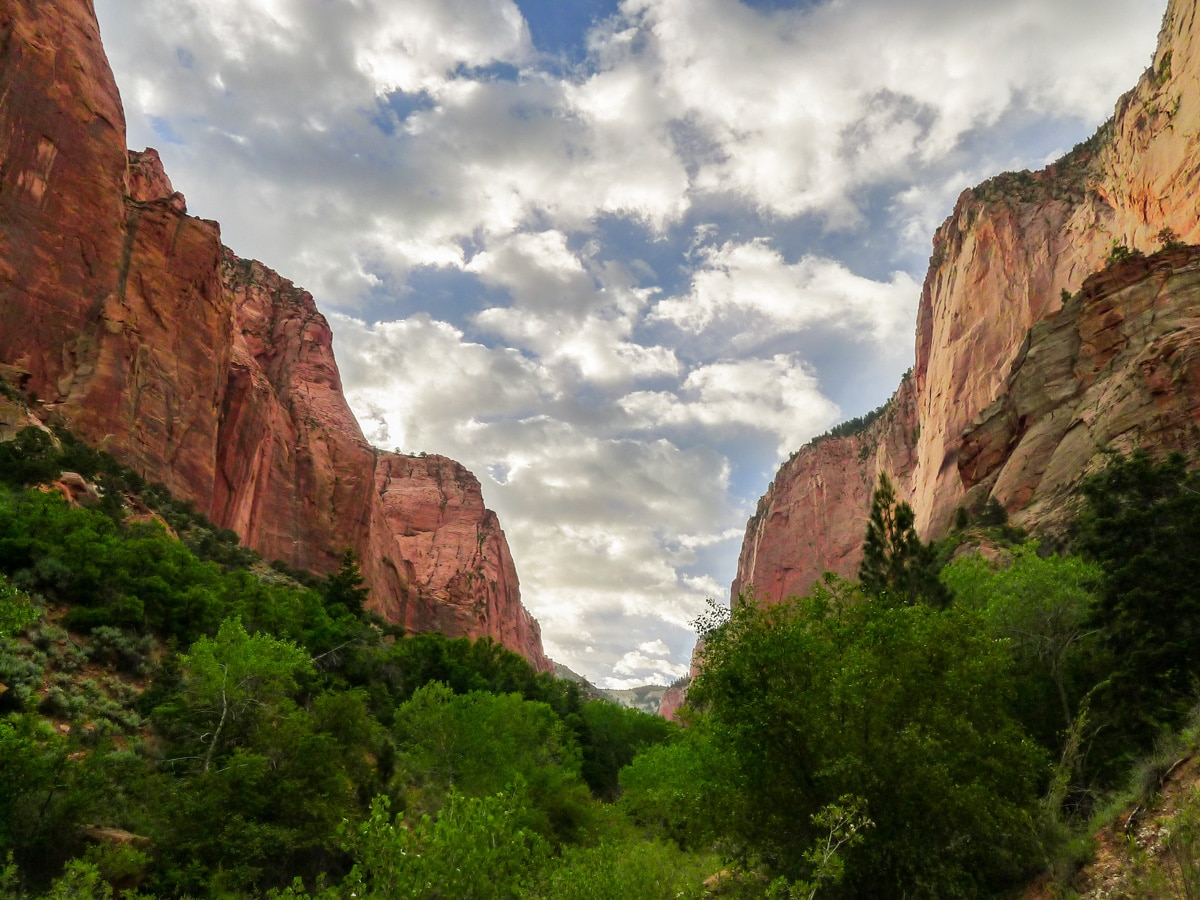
(552, 661, 669, 714)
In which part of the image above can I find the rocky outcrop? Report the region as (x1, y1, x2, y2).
(959, 246, 1200, 533)
(736, 0, 1200, 606)
(732, 377, 919, 606)
(0, 0, 548, 668)
(658, 679, 690, 722)
(367, 454, 550, 671)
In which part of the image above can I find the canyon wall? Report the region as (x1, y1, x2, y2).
(736, 0, 1200, 607)
(0, 0, 548, 670)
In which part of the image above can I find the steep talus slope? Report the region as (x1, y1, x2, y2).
(0, 0, 548, 669)
(736, 0, 1200, 606)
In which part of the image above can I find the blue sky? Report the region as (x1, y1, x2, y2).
(93, 0, 1163, 687)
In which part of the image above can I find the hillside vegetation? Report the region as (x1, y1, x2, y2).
(1, 419, 1199, 898)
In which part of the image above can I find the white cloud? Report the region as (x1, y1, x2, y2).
(651, 241, 920, 354)
(355, 0, 531, 96)
(578, 0, 1161, 225)
(621, 355, 839, 456)
(612, 649, 689, 684)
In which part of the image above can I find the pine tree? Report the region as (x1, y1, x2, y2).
(858, 473, 949, 608)
(323, 548, 369, 616)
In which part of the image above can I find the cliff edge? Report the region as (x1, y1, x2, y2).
(0, 0, 549, 669)
(736, 0, 1200, 606)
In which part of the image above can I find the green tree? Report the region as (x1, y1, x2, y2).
(941, 543, 1101, 737)
(577, 699, 677, 800)
(0, 428, 61, 488)
(858, 473, 949, 607)
(689, 576, 1046, 895)
(618, 727, 730, 852)
(322, 549, 368, 618)
(1074, 449, 1200, 770)
(155, 618, 313, 773)
(392, 683, 593, 843)
(0, 574, 34, 638)
(277, 790, 548, 900)
(0, 715, 96, 880)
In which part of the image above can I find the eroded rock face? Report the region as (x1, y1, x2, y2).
(0, 0, 548, 669)
(959, 247, 1200, 534)
(733, 375, 919, 605)
(736, 0, 1200, 607)
(367, 454, 551, 672)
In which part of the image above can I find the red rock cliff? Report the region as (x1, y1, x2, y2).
(0, 0, 549, 670)
(736, 0, 1200, 606)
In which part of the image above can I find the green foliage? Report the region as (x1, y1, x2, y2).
(0, 714, 102, 880)
(618, 730, 727, 851)
(533, 835, 712, 900)
(578, 700, 677, 800)
(858, 473, 950, 607)
(156, 618, 313, 774)
(347, 630, 581, 722)
(85, 627, 154, 676)
(392, 683, 593, 843)
(808, 398, 891, 448)
(942, 543, 1102, 743)
(0, 429, 61, 489)
(766, 796, 873, 900)
(321, 549, 369, 618)
(0, 575, 34, 639)
(34, 859, 113, 900)
(1074, 450, 1200, 772)
(688, 576, 1047, 895)
(1158, 226, 1187, 250)
(280, 791, 548, 900)
(1106, 240, 1145, 266)
(0, 635, 45, 711)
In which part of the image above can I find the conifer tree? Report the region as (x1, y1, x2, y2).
(858, 473, 949, 607)
(324, 548, 369, 616)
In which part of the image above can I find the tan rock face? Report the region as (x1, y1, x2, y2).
(0, 0, 548, 670)
(736, 0, 1200, 607)
(960, 247, 1200, 533)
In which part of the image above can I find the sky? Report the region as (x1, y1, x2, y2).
(93, 0, 1163, 689)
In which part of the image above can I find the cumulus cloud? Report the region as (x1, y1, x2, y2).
(92, 0, 1163, 685)
(621, 355, 839, 455)
(651, 241, 920, 351)
(607, 0, 1162, 220)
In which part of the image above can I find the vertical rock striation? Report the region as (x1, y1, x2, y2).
(0, 0, 548, 669)
(736, 0, 1200, 607)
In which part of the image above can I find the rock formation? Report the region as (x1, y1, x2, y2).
(0, 0, 549, 670)
(736, 0, 1200, 607)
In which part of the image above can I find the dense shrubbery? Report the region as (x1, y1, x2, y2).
(1, 425, 1199, 898)
(0, 427, 689, 898)
(626, 576, 1047, 897)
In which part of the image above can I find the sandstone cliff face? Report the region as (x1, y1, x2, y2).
(736, 0, 1200, 606)
(731, 376, 918, 605)
(0, 0, 548, 669)
(959, 246, 1200, 533)
(368, 454, 550, 671)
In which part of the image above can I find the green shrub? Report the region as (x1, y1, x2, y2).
(85, 627, 153, 676)
(534, 836, 711, 900)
